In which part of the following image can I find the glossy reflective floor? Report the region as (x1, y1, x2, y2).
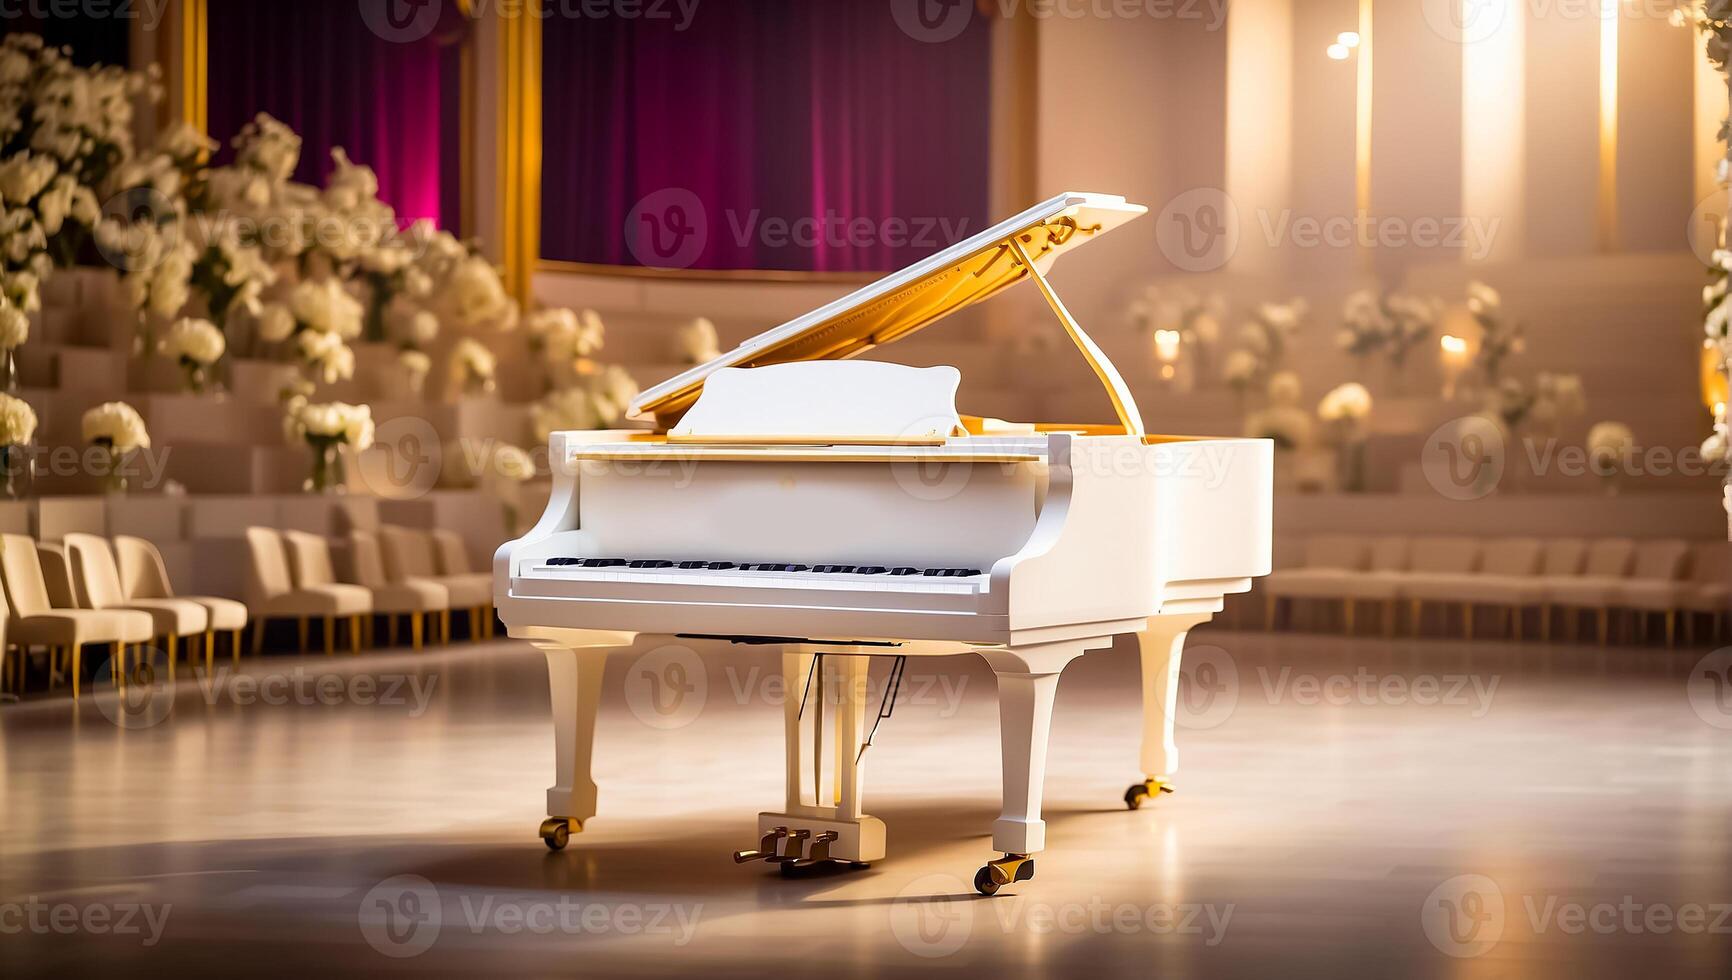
(3, 630, 1731, 977)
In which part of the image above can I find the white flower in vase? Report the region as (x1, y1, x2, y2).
(290, 399, 374, 493)
(583, 363, 640, 425)
(442, 255, 513, 331)
(675, 316, 720, 364)
(531, 387, 602, 443)
(296, 329, 355, 384)
(0, 392, 38, 444)
(233, 112, 302, 184)
(397, 348, 431, 395)
(450, 337, 497, 397)
(1317, 382, 1374, 492)
(1585, 421, 1635, 494)
(0, 151, 57, 205)
(0, 297, 29, 350)
(289, 277, 364, 339)
(81, 400, 150, 493)
(256, 302, 296, 343)
(165, 317, 225, 393)
(491, 443, 536, 482)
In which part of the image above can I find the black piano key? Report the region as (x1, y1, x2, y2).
(677, 560, 708, 569)
(856, 566, 888, 575)
(745, 563, 808, 572)
(889, 567, 920, 576)
(813, 565, 856, 574)
(546, 557, 580, 566)
(923, 567, 984, 578)
(578, 559, 628, 567)
(628, 560, 675, 569)
(706, 561, 737, 570)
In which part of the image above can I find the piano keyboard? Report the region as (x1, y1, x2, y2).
(528, 558, 988, 595)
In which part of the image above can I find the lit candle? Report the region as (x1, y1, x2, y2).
(1153, 329, 1182, 363)
(1439, 333, 1469, 399)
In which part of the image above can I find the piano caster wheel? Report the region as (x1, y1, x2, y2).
(1124, 778, 1173, 810)
(540, 817, 580, 851)
(974, 854, 1035, 896)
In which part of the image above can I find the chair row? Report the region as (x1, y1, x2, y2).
(243, 525, 494, 656)
(1264, 535, 1729, 645)
(0, 533, 247, 699)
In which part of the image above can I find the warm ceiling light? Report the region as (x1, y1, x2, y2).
(1327, 42, 1351, 60)
(1338, 31, 1361, 48)
(1440, 334, 1468, 354)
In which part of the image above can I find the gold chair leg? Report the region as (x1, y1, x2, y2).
(323, 616, 335, 656)
(1343, 599, 1356, 636)
(204, 629, 215, 674)
(1409, 600, 1423, 636)
(252, 620, 265, 656)
(411, 614, 424, 651)
(298, 617, 310, 654)
(1462, 603, 1473, 639)
(1596, 607, 1609, 646)
(388, 615, 399, 647)
(69, 646, 79, 700)
(1665, 610, 1677, 649)
(165, 634, 176, 683)
(350, 615, 362, 655)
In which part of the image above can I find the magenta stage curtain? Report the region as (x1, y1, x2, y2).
(207, 0, 467, 228)
(540, 1, 992, 273)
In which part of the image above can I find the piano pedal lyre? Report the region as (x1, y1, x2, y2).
(732, 825, 790, 864)
(1123, 777, 1175, 811)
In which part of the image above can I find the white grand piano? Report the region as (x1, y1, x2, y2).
(496, 192, 1272, 894)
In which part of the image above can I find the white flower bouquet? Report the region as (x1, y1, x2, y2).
(287, 399, 374, 494)
(675, 315, 720, 364)
(1317, 382, 1373, 491)
(165, 317, 225, 393)
(82, 400, 150, 493)
(0, 391, 37, 444)
(296, 328, 356, 385)
(449, 337, 498, 397)
(1586, 421, 1634, 494)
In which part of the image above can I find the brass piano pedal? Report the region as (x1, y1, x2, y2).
(974, 852, 1035, 896)
(1124, 777, 1174, 810)
(768, 828, 810, 863)
(732, 826, 789, 864)
(803, 831, 839, 865)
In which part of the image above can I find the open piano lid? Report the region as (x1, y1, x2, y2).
(629, 191, 1147, 430)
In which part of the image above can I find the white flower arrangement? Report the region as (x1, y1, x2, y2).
(675, 316, 721, 364)
(443, 255, 515, 331)
(1337, 290, 1441, 370)
(290, 400, 375, 451)
(1586, 421, 1634, 488)
(450, 337, 498, 396)
(296, 328, 356, 384)
(1227, 298, 1307, 388)
(1317, 382, 1372, 424)
(1466, 280, 1523, 384)
(289, 277, 365, 339)
(0, 392, 37, 444)
(82, 401, 150, 451)
(0, 295, 28, 349)
(256, 302, 296, 343)
(1221, 349, 1258, 391)
(166, 317, 225, 365)
(531, 387, 600, 443)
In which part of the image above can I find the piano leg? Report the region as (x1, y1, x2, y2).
(1127, 613, 1214, 810)
(974, 640, 1102, 895)
(524, 629, 635, 850)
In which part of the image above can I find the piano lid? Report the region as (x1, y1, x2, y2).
(629, 191, 1147, 429)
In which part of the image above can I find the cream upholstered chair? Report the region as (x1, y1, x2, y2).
(1543, 538, 1637, 644)
(278, 530, 372, 655)
(348, 529, 449, 650)
(113, 534, 249, 670)
(1397, 537, 1482, 636)
(1263, 534, 1368, 630)
(64, 533, 211, 673)
(1682, 541, 1730, 645)
(430, 528, 495, 638)
(379, 525, 490, 642)
(0, 534, 152, 699)
(1607, 540, 1693, 646)
(1402, 538, 1542, 639)
(244, 527, 371, 655)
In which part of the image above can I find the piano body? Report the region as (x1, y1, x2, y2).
(496, 192, 1273, 894)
